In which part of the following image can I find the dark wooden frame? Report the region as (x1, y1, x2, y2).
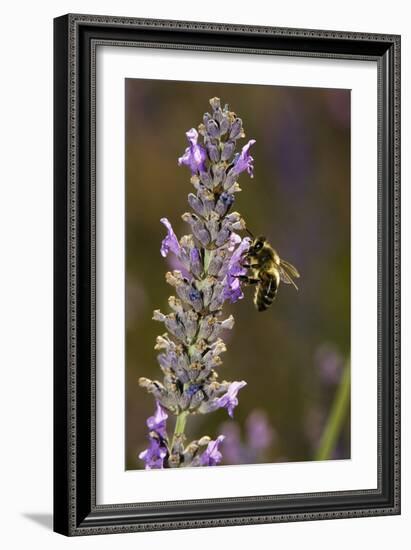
(53, 13, 401, 536)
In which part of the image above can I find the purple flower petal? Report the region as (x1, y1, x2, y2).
(231, 139, 256, 178)
(178, 128, 207, 174)
(216, 381, 247, 418)
(139, 402, 169, 469)
(222, 237, 251, 303)
(146, 401, 168, 438)
(200, 435, 225, 466)
(139, 436, 168, 470)
(160, 218, 180, 258)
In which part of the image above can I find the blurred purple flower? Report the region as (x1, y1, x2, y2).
(216, 380, 247, 417)
(200, 435, 225, 466)
(160, 218, 180, 258)
(315, 343, 344, 385)
(246, 410, 275, 451)
(220, 409, 276, 465)
(219, 422, 243, 464)
(178, 128, 207, 174)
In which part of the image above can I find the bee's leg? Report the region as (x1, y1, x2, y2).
(235, 275, 259, 285)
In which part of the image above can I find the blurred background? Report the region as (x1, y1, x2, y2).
(125, 78, 351, 469)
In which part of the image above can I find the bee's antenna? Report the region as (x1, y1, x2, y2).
(245, 227, 254, 239)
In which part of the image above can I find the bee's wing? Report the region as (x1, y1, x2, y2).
(280, 259, 300, 278)
(279, 266, 299, 290)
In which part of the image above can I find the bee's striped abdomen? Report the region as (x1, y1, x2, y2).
(254, 273, 278, 312)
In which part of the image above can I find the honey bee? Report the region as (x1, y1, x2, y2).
(240, 234, 300, 312)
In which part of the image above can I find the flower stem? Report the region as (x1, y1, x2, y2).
(175, 411, 189, 435)
(171, 411, 189, 451)
(315, 362, 350, 461)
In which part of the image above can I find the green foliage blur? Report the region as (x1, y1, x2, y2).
(125, 78, 351, 469)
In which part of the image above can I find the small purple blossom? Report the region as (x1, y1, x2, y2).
(160, 218, 180, 258)
(178, 128, 207, 174)
(231, 139, 256, 177)
(139, 436, 168, 470)
(200, 435, 225, 466)
(146, 401, 168, 438)
(139, 402, 169, 469)
(223, 237, 251, 303)
(216, 380, 247, 417)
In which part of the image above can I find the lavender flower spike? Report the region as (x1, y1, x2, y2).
(178, 128, 207, 174)
(139, 97, 256, 468)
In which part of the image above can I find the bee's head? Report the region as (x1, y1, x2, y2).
(249, 236, 266, 255)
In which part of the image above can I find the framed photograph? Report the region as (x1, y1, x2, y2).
(53, 14, 400, 536)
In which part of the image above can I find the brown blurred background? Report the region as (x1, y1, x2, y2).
(125, 78, 351, 469)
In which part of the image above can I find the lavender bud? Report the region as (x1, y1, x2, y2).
(229, 118, 244, 140)
(198, 188, 216, 216)
(197, 315, 217, 340)
(207, 142, 220, 163)
(189, 388, 205, 410)
(189, 247, 203, 278)
(182, 212, 211, 247)
(221, 118, 231, 136)
(201, 276, 216, 308)
(215, 192, 234, 217)
(208, 250, 226, 276)
(168, 296, 184, 315)
(187, 193, 205, 216)
(206, 211, 221, 242)
(206, 119, 220, 138)
(199, 171, 213, 189)
(183, 310, 199, 341)
(209, 97, 221, 111)
(212, 163, 226, 187)
(215, 227, 231, 247)
(221, 140, 235, 161)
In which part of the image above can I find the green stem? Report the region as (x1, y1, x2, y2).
(315, 362, 350, 461)
(171, 411, 189, 450)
